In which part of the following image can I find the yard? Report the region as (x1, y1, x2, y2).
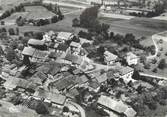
(138, 38, 167, 78)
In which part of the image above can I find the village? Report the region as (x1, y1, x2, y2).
(0, 27, 167, 117)
(1, 0, 167, 117)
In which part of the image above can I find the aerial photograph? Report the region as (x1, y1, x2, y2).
(0, 0, 167, 117)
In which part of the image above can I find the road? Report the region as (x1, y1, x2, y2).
(68, 101, 86, 117)
(147, 38, 159, 60)
(140, 72, 167, 80)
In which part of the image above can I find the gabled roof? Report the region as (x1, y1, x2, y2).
(75, 75, 89, 84)
(127, 52, 138, 59)
(28, 39, 45, 46)
(57, 32, 73, 40)
(70, 41, 81, 47)
(96, 73, 108, 83)
(22, 47, 36, 56)
(98, 95, 136, 117)
(118, 66, 134, 76)
(104, 51, 118, 61)
(34, 88, 66, 105)
(65, 54, 83, 64)
(33, 50, 49, 59)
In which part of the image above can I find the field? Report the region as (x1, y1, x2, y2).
(99, 17, 167, 38)
(24, 6, 56, 19)
(2, 5, 56, 25)
(60, 6, 80, 14)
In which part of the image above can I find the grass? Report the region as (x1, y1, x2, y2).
(60, 6, 80, 14)
(24, 6, 56, 19)
(99, 17, 167, 38)
(138, 38, 167, 78)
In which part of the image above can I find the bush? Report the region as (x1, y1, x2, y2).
(158, 59, 166, 70)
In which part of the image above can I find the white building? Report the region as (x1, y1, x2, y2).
(152, 31, 167, 42)
(104, 51, 118, 65)
(97, 95, 137, 117)
(126, 52, 138, 65)
(56, 32, 74, 43)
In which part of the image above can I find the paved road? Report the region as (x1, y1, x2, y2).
(68, 101, 86, 117)
(140, 72, 167, 80)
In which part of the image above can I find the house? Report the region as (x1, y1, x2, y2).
(22, 47, 36, 57)
(28, 39, 45, 47)
(88, 79, 100, 92)
(64, 54, 83, 67)
(97, 95, 136, 117)
(75, 75, 89, 85)
(3, 77, 37, 91)
(79, 38, 93, 45)
(42, 30, 55, 42)
(49, 75, 76, 91)
(22, 47, 49, 62)
(96, 73, 108, 84)
(70, 41, 82, 55)
(56, 32, 74, 43)
(117, 66, 135, 83)
(126, 52, 138, 65)
(33, 88, 66, 106)
(104, 51, 118, 65)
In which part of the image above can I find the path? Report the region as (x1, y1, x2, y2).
(140, 72, 167, 80)
(68, 101, 86, 117)
(147, 37, 159, 60)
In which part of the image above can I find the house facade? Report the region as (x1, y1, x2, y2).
(126, 52, 138, 65)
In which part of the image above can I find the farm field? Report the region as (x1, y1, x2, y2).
(99, 17, 167, 38)
(2, 5, 56, 25)
(24, 6, 56, 19)
(60, 6, 80, 14)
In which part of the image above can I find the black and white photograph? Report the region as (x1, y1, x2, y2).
(0, 0, 167, 117)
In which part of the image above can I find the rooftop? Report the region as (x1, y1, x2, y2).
(117, 66, 134, 76)
(70, 41, 81, 47)
(104, 51, 118, 61)
(34, 88, 66, 105)
(127, 52, 138, 59)
(28, 39, 45, 46)
(98, 95, 136, 117)
(22, 47, 36, 56)
(57, 32, 73, 40)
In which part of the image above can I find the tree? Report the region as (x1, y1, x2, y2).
(8, 28, 15, 35)
(51, 16, 58, 23)
(80, 6, 99, 28)
(16, 16, 25, 26)
(97, 46, 105, 55)
(1, 21, 5, 25)
(34, 32, 43, 40)
(132, 70, 140, 80)
(16, 27, 19, 35)
(6, 48, 16, 62)
(82, 43, 91, 48)
(72, 18, 80, 27)
(158, 59, 166, 69)
(9, 41, 18, 50)
(63, 106, 69, 112)
(0, 46, 4, 56)
(57, 6, 64, 20)
(35, 101, 49, 114)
